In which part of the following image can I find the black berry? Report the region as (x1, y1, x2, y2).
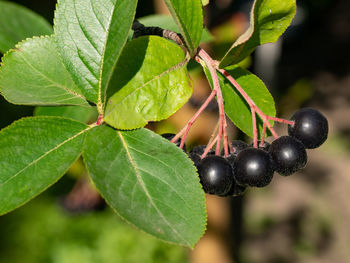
(189, 145, 215, 167)
(234, 148, 274, 187)
(229, 140, 249, 157)
(288, 108, 328, 149)
(269, 136, 307, 176)
(161, 133, 186, 151)
(221, 140, 248, 163)
(198, 155, 234, 196)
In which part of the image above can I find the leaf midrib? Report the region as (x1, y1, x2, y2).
(117, 131, 190, 246)
(0, 125, 92, 188)
(105, 58, 187, 118)
(17, 47, 87, 102)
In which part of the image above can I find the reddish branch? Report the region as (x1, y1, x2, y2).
(132, 20, 296, 157)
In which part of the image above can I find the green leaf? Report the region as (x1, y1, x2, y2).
(0, 1, 52, 53)
(104, 36, 192, 130)
(219, 66, 276, 137)
(163, 0, 203, 56)
(139, 15, 213, 44)
(0, 116, 90, 215)
(0, 36, 88, 106)
(220, 0, 296, 67)
(34, 106, 98, 123)
(83, 126, 206, 247)
(54, 0, 138, 107)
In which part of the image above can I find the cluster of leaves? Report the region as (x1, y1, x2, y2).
(0, 0, 295, 247)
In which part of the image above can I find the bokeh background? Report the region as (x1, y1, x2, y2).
(0, 0, 349, 262)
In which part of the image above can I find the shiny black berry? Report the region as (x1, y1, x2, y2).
(230, 140, 249, 156)
(161, 133, 186, 151)
(221, 140, 248, 163)
(269, 136, 307, 176)
(234, 148, 274, 187)
(189, 145, 214, 167)
(288, 108, 328, 149)
(198, 155, 234, 196)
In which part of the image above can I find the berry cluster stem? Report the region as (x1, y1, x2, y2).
(171, 88, 217, 146)
(197, 48, 229, 157)
(218, 68, 280, 141)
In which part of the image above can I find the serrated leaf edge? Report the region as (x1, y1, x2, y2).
(0, 116, 93, 216)
(104, 53, 192, 130)
(83, 127, 207, 248)
(163, 0, 203, 56)
(0, 35, 89, 106)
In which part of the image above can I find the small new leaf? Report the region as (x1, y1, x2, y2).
(83, 126, 206, 247)
(0, 36, 88, 106)
(220, 0, 296, 67)
(0, 117, 90, 215)
(104, 36, 192, 130)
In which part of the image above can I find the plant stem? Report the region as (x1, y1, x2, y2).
(218, 68, 279, 139)
(201, 134, 219, 159)
(96, 114, 104, 126)
(251, 108, 258, 148)
(197, 48, 229, 156)
(266, 116, 295, 126)
(260, 121, 267, 146)
(171, 88, 217, 147)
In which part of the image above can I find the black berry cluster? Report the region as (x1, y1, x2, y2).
(162, 108, 328, 197)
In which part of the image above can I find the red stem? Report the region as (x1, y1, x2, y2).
(218, 68, 279, 139)
(260, 121, 267, 147)
(266, 116, 295, 126)
(96, 114, 103, 126)
(197, 49, 229, 156)
(251, 108, 258, 148)
(201, 134, 219, 159)
(171, 88, 217, 147)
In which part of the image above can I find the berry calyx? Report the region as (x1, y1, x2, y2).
(229, 140, 249, 157)
(234, 148, 274, 187)
(269, 136, 307, 176)
(288, 108, 328, 149)
(198, 155, 234, 196)
(250, 141, 270, 151)
(221, 140, 248, 162)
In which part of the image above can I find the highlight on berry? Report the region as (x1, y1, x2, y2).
(163, 108, 328, 197)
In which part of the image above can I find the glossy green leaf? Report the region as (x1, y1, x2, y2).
(220, 0, 296, 67)
(0, 36, 88, 106)
(219, 66, 276, 137)
(0, 1, 52, 53)
(139, 15, 213, 44)
(34, 106, 98, 123)
(83, 126, 206, 247)
(104, 36, 192, 130)
(163, 0, 203, 56)
(54, 0, 138, 107)
(0, 117, 90, 215)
